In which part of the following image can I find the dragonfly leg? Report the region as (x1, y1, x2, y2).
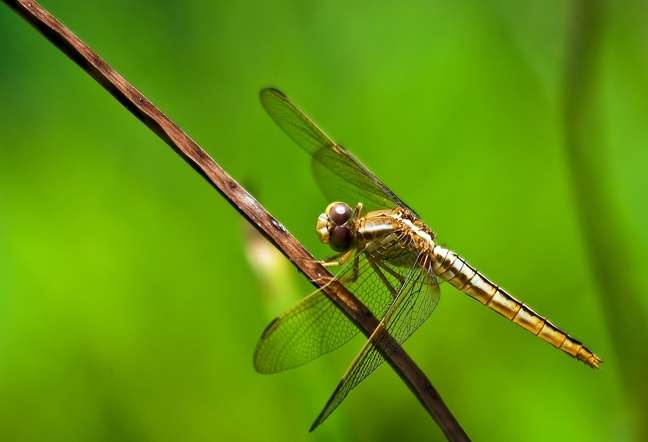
(316, 253, 360, 286)
(352, 202, 364, 220)
(374, 260, 406, 285)
(341, 254, 361, 283)
(318, 249, 354, 268)
(367, 255, 399, 299)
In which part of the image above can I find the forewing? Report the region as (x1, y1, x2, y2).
(260, 88, 335, 154)
(310, 267, 440, 430)
(311, 146, 413, 214)
(260, 88, 417, 215)
(253, 251, 410, 374)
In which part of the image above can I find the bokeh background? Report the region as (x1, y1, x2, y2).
(1, 0, 647, 441)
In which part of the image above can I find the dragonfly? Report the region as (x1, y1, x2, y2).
(254, 88, 602, 431)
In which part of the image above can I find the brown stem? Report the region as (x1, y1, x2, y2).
(563, 0, 648, 439)
(2, 0, 469, 440)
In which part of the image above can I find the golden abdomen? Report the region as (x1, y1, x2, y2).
(430, 245, 602, 368)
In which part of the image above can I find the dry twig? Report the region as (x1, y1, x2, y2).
(2, 0, 469, 440)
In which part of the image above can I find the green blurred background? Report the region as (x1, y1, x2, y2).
(1, 0, 647, 441)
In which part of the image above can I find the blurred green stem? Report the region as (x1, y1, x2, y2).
(563, 0, 648, 438)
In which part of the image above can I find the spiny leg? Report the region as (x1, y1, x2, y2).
(374, 259, 405, 286)
(367, 255, 399, 299)
(341, 254, 361, 284)
(316, 252, 361, 288)
(352, 202, 364, 219)
(318, 249, 354, 268)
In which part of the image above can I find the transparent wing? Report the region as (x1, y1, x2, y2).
(310, 266, 440, 431)
(254, 249, 413, 374)
(260, 88, 417, 215)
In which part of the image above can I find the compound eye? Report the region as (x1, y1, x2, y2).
(328, 203, 352, 226)
(330, 226, 353, 252)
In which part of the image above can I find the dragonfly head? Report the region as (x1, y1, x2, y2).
(316, 202, 355, 252)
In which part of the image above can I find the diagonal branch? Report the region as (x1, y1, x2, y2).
(2, 0, 469, 440)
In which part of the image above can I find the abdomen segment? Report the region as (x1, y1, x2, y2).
(431, 245, 602, 368)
